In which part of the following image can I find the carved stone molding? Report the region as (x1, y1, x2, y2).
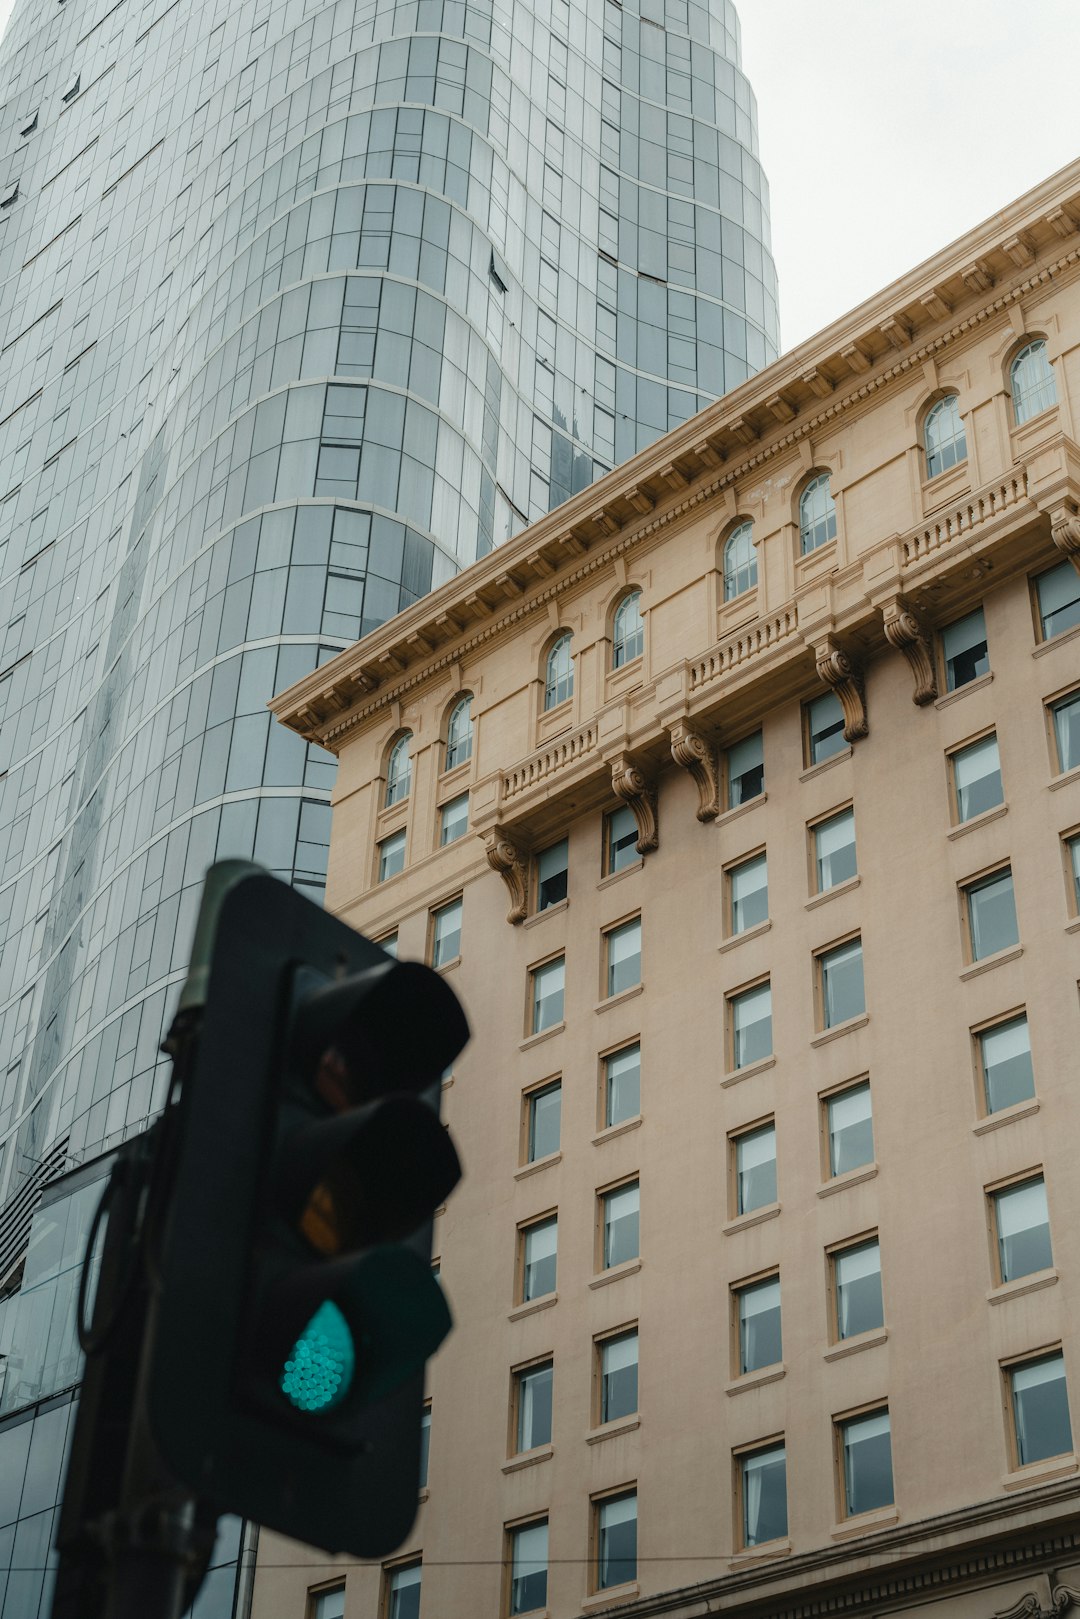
(993, 1580, 1080, 1619)
(882, 598, 937, 705)
(668, 721, 720, 821)
(611, 756, 658, 853)
(814, 638, 868, 742)
(1051, 508, 1080, 578)
(483, 828, 529, 923)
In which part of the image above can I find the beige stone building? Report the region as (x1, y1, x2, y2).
(259, 158, 1080, 1619)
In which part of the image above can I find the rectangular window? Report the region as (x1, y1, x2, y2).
(964, 868, 1019, 960)
(813, 807, 856, 892)
(526, 1081, 561, 1162)
(727, 730, 764, 806)
(605, 1043, 640, 1128)
(386, 1563, 422, 1619)
(521, 1217, 557, 1301)
(1009, 1352, 1073, 1466)
(1035, 560, 1080, 642)
(978, 1013, 1035, 1114)
(509, 1519, 548, 1615)
(599, 1329, 638, 1423)
(605, 917, 641, 996)
(312, 1589, 345, 1619)
(418, 1404, 430, 1489)
(733, 1122, 776, 1216)
(1050, 690, 1080, 775)
(941, 607, 989, 690)
(738, 1443, 787, 1547)
(378, 829, 406, 882)
(440, 792, 469, 844)
(1066, 834, 1080, 913)
(832, 1238, 883, 1340)
(992, 1177, 1052, 1282)
(735, 1274, 782, 1374)
(378, 931, 399, 958)
(818, 938, 865, 1028)
(514, 1360, 553, 1451)
(595, 1491, 637, 1590)
(536, 839, 568, 909)
(825, 1082, 874, 1177)
(806, 692, 846, 765)
(730, 980, 772, 1069)
(431, 897, 462, 967)
(838, 1408, 893, 1516)
(602, 1181, 639, 1268)
(605, 804, 639, 873)
(950, 733, 1004, 822)
(531, 957, 565, 1033)
(728, 852, 768, 934)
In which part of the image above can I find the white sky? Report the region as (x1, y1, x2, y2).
(0, 0, 1076, 356)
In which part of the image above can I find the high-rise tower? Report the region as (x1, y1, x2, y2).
(0, 0, 775, 1604)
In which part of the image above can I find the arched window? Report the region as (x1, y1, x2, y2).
(385, 732, 412, 806)
(924, 395, 967, 479)
(799, 473, 837, 555)
(544, 633, 573, 710)
(1010, 341, 1057, 426)
(722, 522, 757, 600)
(611, 591, 644, 668)
(445, 696, 473, 771)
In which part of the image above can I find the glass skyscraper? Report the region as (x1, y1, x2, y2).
(0, 0, 776, 1604)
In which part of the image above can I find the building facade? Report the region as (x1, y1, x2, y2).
(265, 161, 1080, 1619)
(0, 0, 776, 1602)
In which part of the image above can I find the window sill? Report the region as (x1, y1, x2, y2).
(520, 1022, 565, 1052)
(524, 898, 568, 929)
(605, 657, 644, 701)
(718, 920, 772, 953)
(947, 802, 1008, 840)
(935, 670, 994, 709)
(418, 1487, 430, 1504)
(596, 983, 645, 1014)
(1067, 917, 1080, 935)
(724, 1202, 780, 1236)
(588, 1258, 642, 1291)
(501, 1443, 553, 1475)
(581, 1584, 640, 1611)
(592, 1116, 643, 1147)
(1048, 762, 1080, 793)
(1033, 619, 1080, 660)
(586, 1415, 640, 1445)
(800, 747, 853, 783)
(435, 954, 461, 975)
(438, 758, 472, 792)
(810, 1013, 869, 1049)
(508, 1293, 558, 1322)
(988, 1268, 1058, 1305)
(823, 1326, 888, 1362)
(716, 792, 767, 828)
(721, 1054, 776, 1088)
(375, 800, 409, 834)
(959, 944, 1023, 981)
(598, 860, 643, 890)
(515, 1152, 562, 1181)
(725, 1363, 785, 1396)
(1002, 1453, 1078, 1491)
(831, 1506, 899, 1541)
(817, 1163, 878, 1199)
(729, 1538, 792, 1569)
(796, 538, 838, 579)
(973, 1098, 1039, 1135)
(806, 876, 861, 911)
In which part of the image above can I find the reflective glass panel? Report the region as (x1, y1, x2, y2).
(834, 1240, 883, 1339)
(527, 1083, 561, 1162)
(735, 1124, 776, 1215)
(728, 731, 764, 805)
(994, 1178, 1052, 1281)
(820, 939, 865, 1027)
(741, 1444, 787, 1546)
(732, 982, 772, 1069)
(980, 1016, 1035, 1114)
(841, 1410, 893, 1515)
(1012, 1355, 1072, 1465)
(532, 958, 565, 1032)
(606, 919, 641, 996)
(522, 1219, 557, 1301)
(941, 608, 989, 691)
(952, 735, 1003, 821)
(510, 1520, 548, 1615)
(1037, 563, 1080, 643)
(605, 1044, 640, 1128)
(603, 1182, 639, 1268)
(814, 809, 857, 891)
(827, 1083, 874, 1176)
(597, 1493, 636, 1589)
(600, 1331, 638, 1422)
(966, 870, 1019, 960)
(737, 1275, 782, 1372)
(516, 1361, 553, 1450)
(730, 854, 768, 933)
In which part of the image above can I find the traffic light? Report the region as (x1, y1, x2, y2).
(142, 861, 469, 1556)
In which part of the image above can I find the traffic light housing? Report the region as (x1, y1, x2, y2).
(143, 863, 468, 1556)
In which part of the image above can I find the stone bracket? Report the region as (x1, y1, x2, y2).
(667, 720, 720, 821)
(814, 637, 868, 742)
(483, 827, 529, 923)
(993, 1580, 1080, 1619)
(882, 597, 937, 705)
(610, 754, 658, 854)
(1050, 504, 1080, 578)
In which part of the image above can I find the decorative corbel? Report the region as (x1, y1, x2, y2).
(610, 755, 658, 854)
(483, 828, 529, 923)
(993, 1583, 1080, 1619)
(814, 638, 868, 742)
(1050, 506, 1080, 577)
(668, 721, 720, 821)
(882, 598, 937, 705)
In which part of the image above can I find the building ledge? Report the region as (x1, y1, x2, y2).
(501, 1444, 553, 1475)
(730, 1539, 792, 1569)
(817, 1163, 878, 1199)
(586, 1415, 641, 1445)
(947, 803, 1009, 840)
(524, 898, 568, 929)
(721, 1054, 776, 1088)
(830, 1506, 899, 1541)
(718, 920, 772, 954)
(810, 1013, 869, 1049)
(588, 1258, 643, 1291)
(508, 1293, 557, 1323)
(715, 792, 768, 829)
(959, 945, 1023, 981)
(726, 1363, 786, 1396)
(598, 860, 644, 891)
(1002, 1453, 1078, 1491)
(1033, 619, 1080, 660)
(805, 876, 861, 911)
(800, 747, 853, 785)
(1048, 762, 1080, 793)
(724, 1202, 781, 1236)
(592, 1116, 643, 1147)
(972, 1098, 1040, 1135)
(987, 1268, 1058, 1305)
(935, 671, 994, 710)
(519, 1022, 565, 1052)
(514, 1152, 562, 1182)
(596, 983, 645, 1015)
(823, 1327, 888, 1362)
(581, 1583, 640, 1612)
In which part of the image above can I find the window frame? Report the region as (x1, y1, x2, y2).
(384, 731, 413, 807)
(505, 1515, 550, 1617)
(603, 913, 642, 999)
(808, 803, 857, 896)
(834, 1403, 894, 1520)
(518, 1212, 558, 1304)
(604, 803, 640, 876)
(377, 828, 407, 883)
(601, 1039, 641, 1132)
(987, 1170, 1052, 1286)
(731, 1267, 782, 1378)
(922, 392, 967, 480)
(722, 519, 757, 601)
(594, 1322, 639, 1426)
(1032, 562, 1080, 647)
(827, 1231, 884, 1343)
(814, 933, 866, 1031)
(959, 864, 1019, 964)
(804, 690, 848, 768)
(382, 1559, 423, 1619)
(1002, 1346, 1073, 1471)
(798, 470, 838, 555)
(819, 1076, 874, 1182)
(444, 693, 474, 773)
(1009, 338, 1057, 427)
(1047, 685, 1080, 777)
(521, 1076, 562, 1166)
(725, 847, 768, 937)
(725, 729, 765, 809)
(308, 1585, 347, 1619)
(728, 1116, 776, 1219)
(726, 975, 773, 1072)
(947, 729, 1004, 825)
(418, 1400, 431, 1491)
(543, 631, 574, 711)
(973, 1007, 1036, 1118)
(534, 837, 569, 912)
(528, 953, 566, 1036)
(1062, 828, 1080, 918)
(611, 589, 644, 669)
(734, 1436, 788, 1550)
(510, 1354, 555, 1455)
(591, 1485, 638, 1594)
(438, 791, 469, 846)
(597, 1175, 640, 1271)
(938, 605, 990, 693)
(429, 895, 463, 969)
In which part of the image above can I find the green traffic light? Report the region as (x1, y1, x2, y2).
(280, 1300, 355, 1412)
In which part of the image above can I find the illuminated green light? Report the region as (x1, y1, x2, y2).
(280, 1300, 355, 1412)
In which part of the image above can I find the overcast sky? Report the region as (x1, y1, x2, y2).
(1, 0, 1076, 356)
